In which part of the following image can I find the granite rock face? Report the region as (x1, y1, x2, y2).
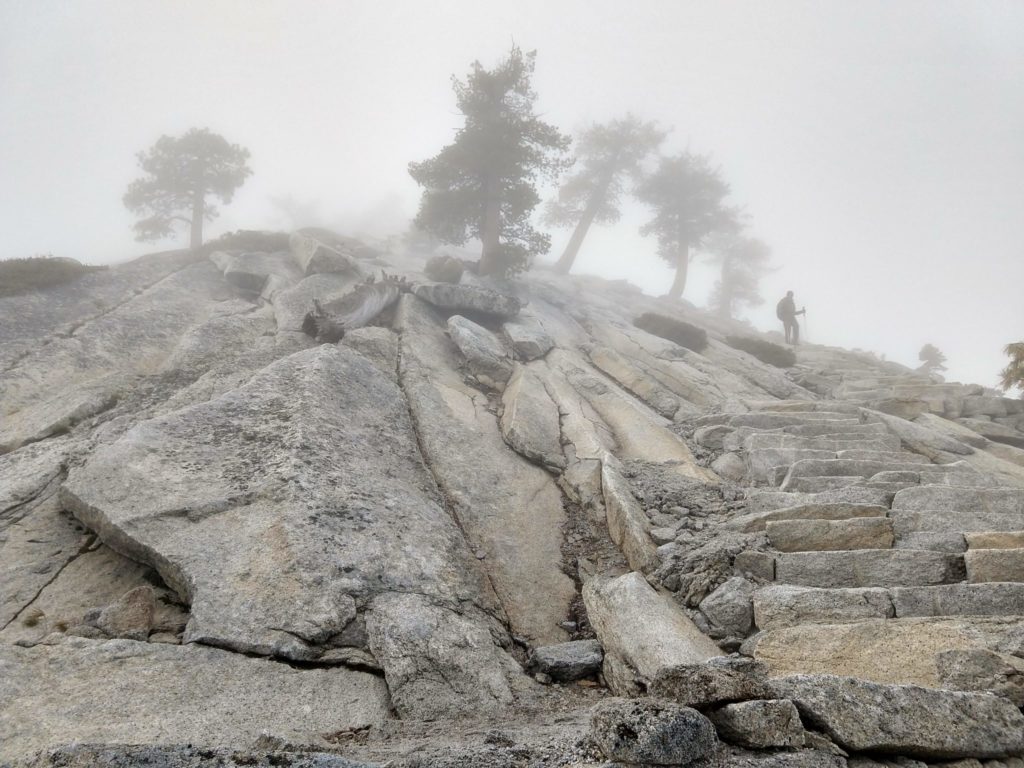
(395, 294, 574, 646)
(59, 343, 522, 714)
(5, 243, 1024, 764)
(0, 638, 388, 761)
(63, 345, 489, 658)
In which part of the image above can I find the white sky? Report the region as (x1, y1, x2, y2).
(1, 1, 1021, 388)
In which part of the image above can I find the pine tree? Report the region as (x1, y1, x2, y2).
(409, 47, 571, 277)
(706, 233, 772, 319)
(123, 128, 252, 249)
(918, 343, 948, 374)
(1000, 342, 1024, 395)
(544, 115, 665, 273)
(635, 151, 737, 299)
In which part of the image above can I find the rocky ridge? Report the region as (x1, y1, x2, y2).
(2, 231, 1024, 766)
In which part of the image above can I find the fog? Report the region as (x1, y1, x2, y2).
(2, 1, 1021, 389)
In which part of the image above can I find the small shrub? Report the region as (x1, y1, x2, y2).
(0, 255, 106, 298)
(199, 229, 290, 255)
(634, 312, 708, 352)
(726, 335, 797, 368)
(21, 607, 45, 627)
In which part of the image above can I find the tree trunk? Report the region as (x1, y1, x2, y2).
(555, 180, 610, 274)
(189, 190, 205, 250)
(667, 232, 690, 300)
(478, 179, 502, 276)
(718, 257, 733, 319)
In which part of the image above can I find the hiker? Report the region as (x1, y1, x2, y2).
(776, 290, 806, 345)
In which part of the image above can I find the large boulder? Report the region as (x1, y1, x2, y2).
(583, 572, 722, 695)
(650, 656, 771, 708)
(601, 457, 659, 574)
(528, 639, 603, 682)
(423, 253, 464, 283)
(590, 698, 718, 766)
(208, 249, 300, 293)
(411, 282, 521, 319)
(288, 231, 361, 275)
(446, 314, 514, 389)
(770, 674, 1024, 758)
(88, 585, 155, 641)
(503, 316, 554, 361)
(699, 577, 755, 638)
(365, 592, 520, 719)
(709, 699, 805, 749)
(499, 365, 565, 470)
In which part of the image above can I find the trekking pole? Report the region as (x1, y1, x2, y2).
(803, 309, 809, 343)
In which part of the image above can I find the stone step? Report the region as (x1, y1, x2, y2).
(915, 463, 1000, 488)
(727, 502, 890, 533)
(966, 531, 1024, 549)
(744, 484, 896, 513)
(782, 458, 947, 484)
(781, 422, 890, 437)
(768, 672, 1024, 757)
(727, 413, 864, 430)
(834, 449, 930, 464)
(781, 475, 863, 494)
(867, 470, 920, 485)
(774, 549, 965, 588)
(745, 448, 834, 482)
(863, 480, 919, 496)
(753, 615, 1024, 691)
(891, 582, 1024, 618)
(894, 485, 1024, 514)
(895, 531, 967, 553)
(766, 517, 894, 552)
(891, 486, 1024, 536)
(745, 400, 862, 414)
(742, 432, 902, 453)
(965, 549, 1024, 583)
(756, 580, 1024, 630)
(753, 585, 894, 630)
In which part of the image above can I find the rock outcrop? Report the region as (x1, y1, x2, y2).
(3, 237, 1024, 765)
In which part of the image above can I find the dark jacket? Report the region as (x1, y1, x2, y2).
(776, 296, 796, 321)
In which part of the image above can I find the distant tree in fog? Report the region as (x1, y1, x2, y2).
(1000, 342, 1024, 395)
(635, 151, 737, 299)
(706, 233, 772, 319)
(544, 115, 665, 274)
(123, 128, 252, 250)
(408, 46, 571, 277)
(918, 343, 948, 373)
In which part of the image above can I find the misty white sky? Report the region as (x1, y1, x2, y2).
(1, 1, 1021, 389)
